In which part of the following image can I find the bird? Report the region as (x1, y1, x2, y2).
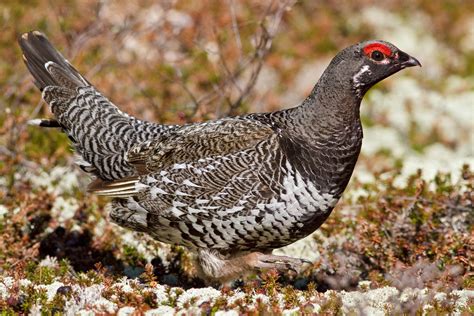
(19, 30, 420, 284)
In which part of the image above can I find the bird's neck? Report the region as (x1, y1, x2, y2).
(303, 65, 363, 122)
(273, 74, 364, 197)
(287, 72, 363, 140)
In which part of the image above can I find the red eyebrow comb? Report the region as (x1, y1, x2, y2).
(363, 43, 393, 57)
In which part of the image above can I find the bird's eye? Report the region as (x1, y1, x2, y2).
(371, 50, 385, 61)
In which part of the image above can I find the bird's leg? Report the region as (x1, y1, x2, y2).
(196, 249, 311, 284)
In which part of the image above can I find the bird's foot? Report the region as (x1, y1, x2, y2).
(249, 253, 312, 274)
(195, 249, 312, 285)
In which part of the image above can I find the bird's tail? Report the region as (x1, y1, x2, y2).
(19, 31, 90, 92)
(19, 31, 167, 181)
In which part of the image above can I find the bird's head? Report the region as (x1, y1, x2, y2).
(321, 40, 421, 99)
(352, 40, 421, 96)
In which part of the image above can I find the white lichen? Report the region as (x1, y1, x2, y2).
(38, 256, 58, 268)
(0, 205, 8, 218)
(51, 197, 79, 224)
(452, 290, 474, 315)
(176, 287, 221, 308)
(145, 305, 176, 316)
(117, 306, 135, 316)
(215, 310, 240, 316)
(27, 166, 80, 195)
(340, 287, 400, 315)
(35, 281, 65, 302)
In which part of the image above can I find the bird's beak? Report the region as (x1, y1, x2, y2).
(397, 50, 422, 68)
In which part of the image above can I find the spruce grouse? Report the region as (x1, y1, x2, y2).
(20, 31, 420, 283)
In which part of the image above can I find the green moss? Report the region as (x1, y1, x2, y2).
(24, 126, 70, 163)
(122, 245, 147, 267)
(320, 291, 343, 315)
(282, 285, 299, 308)
(24, 262, 56, 285)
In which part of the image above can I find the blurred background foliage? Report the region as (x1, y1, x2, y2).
(0, 0, 472, 169)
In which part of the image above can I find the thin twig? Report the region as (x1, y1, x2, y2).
(227, 0, 295, 114)
(228, 0, 243, 63)
(176, 0, 295, 118)
(174, 67, 201, 115)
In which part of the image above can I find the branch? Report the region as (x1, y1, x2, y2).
(226, 0, 296, 115)
(178, 0, 295, 118)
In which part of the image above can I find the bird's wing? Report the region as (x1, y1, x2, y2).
(89, 117, 278, 196)
(88, 118, 287, 249)
(129, 118, 276, 174)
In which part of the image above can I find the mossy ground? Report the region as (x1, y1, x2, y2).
(0, 0, 472, 314)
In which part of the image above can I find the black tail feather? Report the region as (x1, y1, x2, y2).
(18, 31, 89, 91)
